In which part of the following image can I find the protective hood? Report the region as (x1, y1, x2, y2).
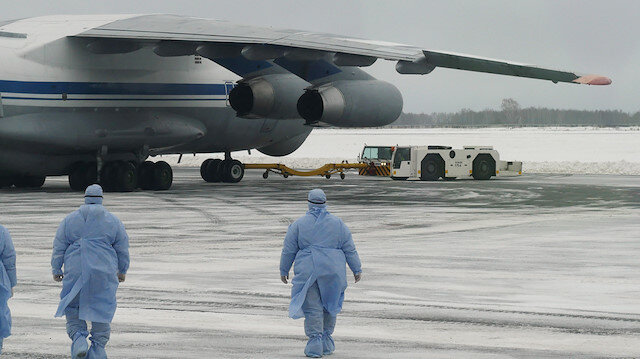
(84, 184, 103, 205)
(307, 188, 327, 216)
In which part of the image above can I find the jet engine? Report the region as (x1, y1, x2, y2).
(228, 74, 307, 119)
(296, 80, 403, 127)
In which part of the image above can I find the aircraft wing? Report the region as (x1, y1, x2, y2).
(73, 14, 611, 85)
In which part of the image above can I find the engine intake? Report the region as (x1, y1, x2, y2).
(228, 75, 306, 119)
(296, 80, 403, 127)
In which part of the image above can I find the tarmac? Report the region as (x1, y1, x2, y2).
(1, 168, 639, 358)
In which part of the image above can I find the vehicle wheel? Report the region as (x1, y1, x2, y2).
(221, 159, 244, 183)
(340, 173, 346, 180)
(200, 159, 213, 181)
(203, 159, 222, 182)
(116, 162, 137, 192)
(262, 171, 269, 179)
(325, 174, 331, 179)
(101, 162, 120, 192)
(472, 154, 495, 180)
(421, 159, 441, 181)
(85, 163, 98, 185)
(69, 163, 88, 191)
(420, 154, 445, 181)
(152, 161, 173, 190)
(283, 173, 289, 178)
(137, 161, 155, 190)
(15, 175, 46, 188)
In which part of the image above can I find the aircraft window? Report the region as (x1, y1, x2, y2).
(393, 148, 410, 169)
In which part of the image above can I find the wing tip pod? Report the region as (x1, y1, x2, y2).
(573, 75, 612, 86)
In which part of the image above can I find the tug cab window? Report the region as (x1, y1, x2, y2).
(392, 147, 410, 169)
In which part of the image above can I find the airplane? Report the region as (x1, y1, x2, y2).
(0, 14, 611, 192)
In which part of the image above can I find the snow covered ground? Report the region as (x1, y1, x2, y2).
(165, 127, 640, 175)
(1, 169, 639, 358)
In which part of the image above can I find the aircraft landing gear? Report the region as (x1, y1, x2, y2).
(101, 161, 137, 192)
(136, 161, 173, 191)
(200, 155, 244, 183)
(68, 160, 173, 192)
(69, 163, 98, 191)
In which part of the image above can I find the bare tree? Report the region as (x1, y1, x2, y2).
(501, 98, 522, 125)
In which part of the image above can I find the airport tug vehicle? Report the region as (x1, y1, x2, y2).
(391, 146, 522, 181)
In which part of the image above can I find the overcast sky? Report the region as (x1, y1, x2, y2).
(3, 0, 638, 113)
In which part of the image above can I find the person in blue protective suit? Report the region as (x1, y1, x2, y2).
(0, 225, 17, 355)
(51, 184, 130, 359)
(280, 188, 362, 358)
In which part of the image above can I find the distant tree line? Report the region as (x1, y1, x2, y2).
(389, 99, 640, 127)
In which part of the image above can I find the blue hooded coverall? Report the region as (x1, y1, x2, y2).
(51, 185, 130, 359)
(0, 226, 17, 354)
(280, 189, 362, 358)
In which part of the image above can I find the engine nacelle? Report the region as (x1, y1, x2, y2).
(228, 74, 307, 119)
(296, 80, 403, 127)
(258, 130, 312, 157)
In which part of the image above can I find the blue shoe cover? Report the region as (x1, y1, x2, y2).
(304, 334, 323, 358)
(322, 333, 335, 355)
(72, 333, 88, 358)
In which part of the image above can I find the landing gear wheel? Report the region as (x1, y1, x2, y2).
(69, 164, 89, 191)
(116, 162, 137, 192)
(340, 173, 346, 180)
(100, 162, 119, 192)
(101, 161, 137, 192)
(262, 171, 269, 179)
(202, 159, 222, 182)
(220, 159, 244, 183)
(15, 175, 46, 189)
(137, 161, 155, 190)
(152, 161, 173, 190)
